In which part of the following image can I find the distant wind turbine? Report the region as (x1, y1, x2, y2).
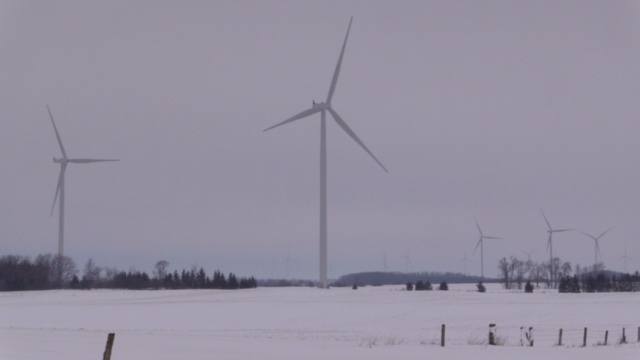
(284, 251, 294, 279)
(401, 250, 411, 273)
(540, 210, 573, 285)
(472, 217, 503, 278)
(617, 244, 635, 273)
(521, 248, 538, 262)
(540, 210, 573, 264)
(48, 105, 118, 264)
(263, 17, 387, 289)
(383, 251, 388, 272)
(461, 250, 471, 276)
(580, 227, 612, 266)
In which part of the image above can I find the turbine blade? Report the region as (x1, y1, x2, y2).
(474, 217, 482, 236)
(596, 242, 602, 259)
(472, 239, 481, 255)
(50, 165, 65, 216)
(263, 107, 320, 132)
(326, 17, 353, 105)
(47, 105, 68, 158)
(67, 159, 119, 163)
(553, 229, 574, 233)
(540, 209, 552, 230)
(597, 226, 613, 240)
(327, 107, 388, 172)
(580, 231, 597, 241)
(483, 236, 504, 240)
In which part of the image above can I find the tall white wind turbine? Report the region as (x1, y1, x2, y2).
(264, 18, 387, 288)
(580, 227, 612, 266)
(540, 210, 573, 267)
(472, 217, 503, 278)
(48, 105, 118, 261)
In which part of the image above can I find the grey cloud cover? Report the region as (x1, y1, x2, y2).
(2, 1, 640, 279)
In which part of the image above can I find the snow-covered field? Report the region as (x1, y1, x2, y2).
(2, 284, 639, 359)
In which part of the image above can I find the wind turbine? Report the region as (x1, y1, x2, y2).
(472, 217, 503, 278)
(580, 227, 612, 266)
(263, 18, 387, 288)
(383, 251, 388, 272)
(461, 250, 471, 276)
(284, 251, 294, 279)
(401, 250, 411, 273)
(521, 248, 537, 262)
(540, 210, 573, 266)
(48, 105, 118, 263)
(617, 244, 635, 273)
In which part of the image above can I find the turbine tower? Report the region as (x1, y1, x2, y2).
(48, 105, 118, 261)
(472, 217, 503, 278)
(264, 18, 387, 288)
(580, 227, 612, 266)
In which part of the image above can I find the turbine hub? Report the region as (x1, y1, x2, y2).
(312, 101, 329, 110)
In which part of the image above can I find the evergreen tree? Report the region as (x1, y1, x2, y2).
(227, 273, 239, 289)
(524, 281, 534, 293)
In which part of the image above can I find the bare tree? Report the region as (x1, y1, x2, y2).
(83, 258, 102, 288)
(50, 255, 77, 288)
(559, 261, 572, 278)
(154, 260, 170, 281)
(512, 257, 526, 289)
(498, 257, 510, 289)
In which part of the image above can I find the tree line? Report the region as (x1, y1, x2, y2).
(496, 255, 639, 292)
(558, 271, 640, 293)
(333, 271, 494, 287)
(0, 254, 257, 291)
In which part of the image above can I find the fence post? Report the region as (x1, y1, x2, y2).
(637, 327, 639, 342)
(558, 328, 563, 346)
(604, 330, 608, 346)
(441, 324, 445, 347)
(489, 324, 496, 345)
(583, 327, 588, 347)
(103, 333, 115, 360)
(622, 327, 626, 344)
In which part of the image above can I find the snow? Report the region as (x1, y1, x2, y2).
(1, 284, 639, 359)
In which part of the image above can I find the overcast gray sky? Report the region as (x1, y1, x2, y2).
(2, 1, 640, 279)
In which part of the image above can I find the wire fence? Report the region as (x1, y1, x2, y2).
(430, 324, 639, 347)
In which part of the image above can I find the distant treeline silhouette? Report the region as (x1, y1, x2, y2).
(558, 271, 640, 293)
(332, 271, 496, 287)
(0, 254, 257, 291)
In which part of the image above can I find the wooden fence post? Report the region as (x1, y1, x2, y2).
(488, 324, 496, 345)
(583, 327, 588, 347)
(103, 333, 115, 360)
(558, 328, 563, 346)
(621, 327, 626, 344)
(441, 324, 445, 347)
(604, 330, 608, 346)
(637, 327, 639, 342)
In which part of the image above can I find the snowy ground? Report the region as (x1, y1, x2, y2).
(1, 284, 639, 359)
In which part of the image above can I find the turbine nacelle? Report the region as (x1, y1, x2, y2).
(312, 101, 330, 110)
(53, 157, 66, 164)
